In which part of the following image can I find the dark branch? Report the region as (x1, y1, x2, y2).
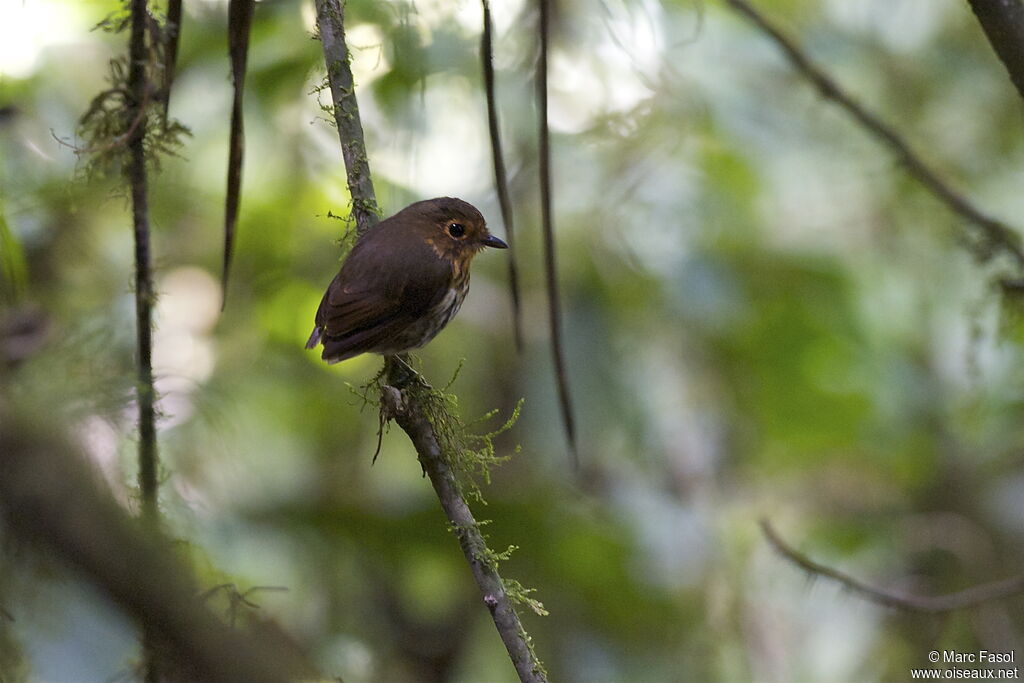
(162, 0, 182, 118)
(126, 3, 160, 678)
(314, 0, 379, 234)
(762, 519, 1024, 613)
(724, 0, 1024, 272)
(383, 360, 549, 683)
(222, 0, 256, 308)
(0, 410, 319, 683)
(314, 2, 547, 678)
(481, 0, 524, 352)
(966, 0, 1024, 104)
(127, 0, 158, 524)
(537, 0, 579, 466)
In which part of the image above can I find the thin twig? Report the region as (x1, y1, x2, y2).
(481, 0, 524, 352)
(314, 2, 547, 678)
(537, 0, 579, 467)
(314, 0, 379, 234)
(966, 0, 1024, 105)
(761, 519, 1024, 613)
(200, 583, 288, 628)
(723, 0, 1024, 272)
(222, 0, 256, 308)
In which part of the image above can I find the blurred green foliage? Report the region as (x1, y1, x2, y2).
(3, 0, 1024, 681)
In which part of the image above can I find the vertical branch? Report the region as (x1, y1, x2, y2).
(966, 0, 1024, 105)
(127, 0, 157, 525)
(126, 0, 159, 679)
(537, 0, 579, 466)
(314, 0, 379, 234)
(313, 2, 547, 679)
(222, 0, 256, 306)
(481, 0, 524, 351)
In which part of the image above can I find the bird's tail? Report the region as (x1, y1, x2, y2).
(304, 326, 322, 349)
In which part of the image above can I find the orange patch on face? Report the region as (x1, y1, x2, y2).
(425, 235, 456, 260)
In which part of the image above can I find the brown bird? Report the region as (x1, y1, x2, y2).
(306, 197, 507, 364)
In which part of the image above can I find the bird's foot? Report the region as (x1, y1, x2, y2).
(386, 354, 432, 391)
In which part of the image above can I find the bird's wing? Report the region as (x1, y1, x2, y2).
(308, 226, 451, 362)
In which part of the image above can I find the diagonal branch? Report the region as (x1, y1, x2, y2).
(723, 0, 1024, 273)
(762, 519, 1024, 613)
(537, 0, 580, 467)
(966, 0, 1024, 105)
(383, 361, 548, 683)
(481, 0, 524, 352)
(0, 409, 319, 682)
(313, 1, 547, 679)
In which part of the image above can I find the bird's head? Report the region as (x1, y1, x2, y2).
(403, 197, 507, 265)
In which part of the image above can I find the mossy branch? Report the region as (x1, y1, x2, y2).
(73, 6, 189, 178)
(126, 1, 160, 678)
(381, 357, 548, 682)
(73, 2, 193, 677)
(313, 1, 548, 677)
(125, 0, 158, 526)
(313, 0, 380, 235)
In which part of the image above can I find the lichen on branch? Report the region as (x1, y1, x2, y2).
(72, 3, 189, 179)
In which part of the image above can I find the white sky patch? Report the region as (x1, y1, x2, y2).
(373, 78, 490, 197)
(599, 0, 665, 78)
(347, 23, 389, 86)
(0, 0, 85, 79)
(824, 0, 951, 53)
(75, 416, 131, 506)
(548, 51, 609, 133)
(153, 267, 221, 428)
(300, 0, 317, 33)
(548, 0, 663, 133)
(190, 0, 229, 9)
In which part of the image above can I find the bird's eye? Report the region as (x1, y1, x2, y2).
(447, 222, 466, 238)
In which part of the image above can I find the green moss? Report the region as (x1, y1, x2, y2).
(355, 359, 548, 674)
(517, 621, 549, 679)
(73, 2, 190, 179)
(504, 578, 548, 617)
(411, 378, 521, 503)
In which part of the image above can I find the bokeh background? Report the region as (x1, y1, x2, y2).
(3, 0, 1024, 680)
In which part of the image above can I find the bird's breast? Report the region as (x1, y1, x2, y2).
(402, 275, 469, 349)
(433, 279, 469, 328)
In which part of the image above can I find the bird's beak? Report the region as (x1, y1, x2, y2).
(481, 234, 508, 249)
